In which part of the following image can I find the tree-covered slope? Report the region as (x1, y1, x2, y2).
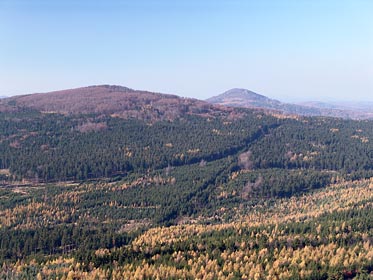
(0, 110, 279, 182)
(0, 86, 373, 278)
(0, 104, 372, 184)
(0, 85, 230, 120)
(1, 179, 372, 279)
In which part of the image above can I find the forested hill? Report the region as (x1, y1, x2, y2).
(0, 85, 371, 194)
(1, 86, 373, 278)
(0, 85, 231, 121)
(0, 85, 372, 185)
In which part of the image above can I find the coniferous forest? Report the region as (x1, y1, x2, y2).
(0, 88, 372, 279)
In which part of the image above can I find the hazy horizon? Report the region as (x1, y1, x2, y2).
(1, 0, 372, 102)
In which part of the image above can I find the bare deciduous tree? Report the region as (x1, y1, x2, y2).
(238, 151, 253, 170)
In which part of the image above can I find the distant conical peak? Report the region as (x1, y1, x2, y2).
(222, 88, 268, 100)
(206, 88, 272, 103)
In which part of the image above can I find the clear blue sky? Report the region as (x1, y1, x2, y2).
(1, 0, 372, 101)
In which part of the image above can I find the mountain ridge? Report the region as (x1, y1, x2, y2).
(1, 85, 372, 120)
(207, 88, 373, 120)
(0, 85, 234, 121)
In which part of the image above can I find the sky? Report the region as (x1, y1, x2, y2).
(0, 0, 372, 102)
